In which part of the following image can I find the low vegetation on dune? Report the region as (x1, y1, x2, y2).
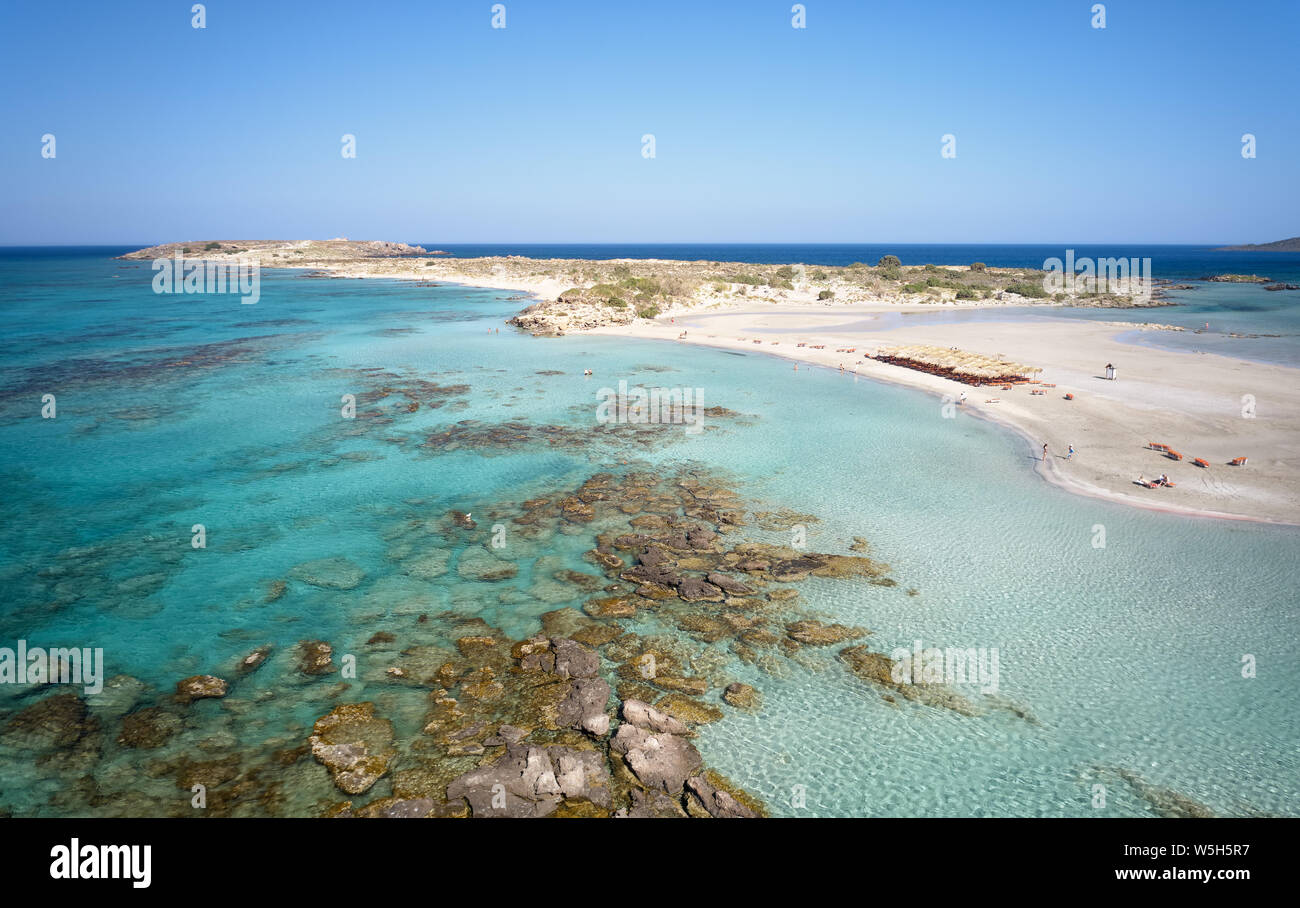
(120, 240, 1169, 337)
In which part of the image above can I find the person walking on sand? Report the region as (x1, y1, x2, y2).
(1067, 444, 1075, 460)
(1042, 443, 1048, 462)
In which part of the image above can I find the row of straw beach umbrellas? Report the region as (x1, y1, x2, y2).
(870, 344, 1043, 385)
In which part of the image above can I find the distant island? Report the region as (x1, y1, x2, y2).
(1216, 237, 1300, 252)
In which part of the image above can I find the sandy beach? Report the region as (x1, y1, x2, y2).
(587, 301, 1300, 525)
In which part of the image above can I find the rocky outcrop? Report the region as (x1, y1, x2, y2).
(508, 298, 638, 337)
(446, 743, 612, 817)
(685, 773, 761, 818)
(309, 702, 396, 795)
(610, 723, 703, 794)
(175, 675, 229, 703)
(557, 678, 613, 736)
(620, 698, 691, 736)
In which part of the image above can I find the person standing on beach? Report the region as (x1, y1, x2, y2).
(1042, 443, 1048, 462)
(1067, 444, 1075, 460)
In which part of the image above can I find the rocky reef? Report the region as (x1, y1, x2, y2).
(0, 465, 1008, 818)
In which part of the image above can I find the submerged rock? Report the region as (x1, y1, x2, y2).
(583, 595, 637, 618)
(3, 692, 94, 749)
(289, 557, 366, 590)
(685, 773, 761, 818)
(298, 640, 336, 676)
(236, 645, 273, 675)
(613, 788, 688, 818)
(309, 702, 396, 795)
(403, 549, 451, 580)
(456, 547, 518, 582)
(706, 572, 753, 595)
(786, 620, 870, 646)
(655, 693, 724, 725)
(677, 577, 725, 602)
(722, 682, 761, 710)
(839, 645, 979, 716)
(175, 675, 229, 703)
(118, 706, 181, 749)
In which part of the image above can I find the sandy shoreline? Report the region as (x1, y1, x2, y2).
(585, 303, 1300, 526)
(119, 242, 1300, 525)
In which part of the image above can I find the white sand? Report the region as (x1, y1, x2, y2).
(587, 302, 1300, 525)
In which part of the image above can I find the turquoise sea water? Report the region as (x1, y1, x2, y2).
(0, 250, 1297, 817)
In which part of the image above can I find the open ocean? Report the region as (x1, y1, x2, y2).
(0, 246, 1296, 817)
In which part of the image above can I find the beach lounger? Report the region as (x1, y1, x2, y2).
(1230, 457, 1248, 466)
(1148, 442, 1168, 451)
(1193, 458, 1209, 468)
(1064, 393, 1074, 400)
(1166, 449, 1183, 461)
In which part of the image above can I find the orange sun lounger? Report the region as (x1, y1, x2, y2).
(1230, 456, 1248, 466)
(1064, 393, 1074, 400)
(1166, 449, 1183, 460)
(1193, 458, 1209, 468)
(1148, 442, 1168, 451)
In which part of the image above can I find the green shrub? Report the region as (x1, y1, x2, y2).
(605, 297, 627, 308)
(818, 289, 835, 300)
(620, 276, 661, 295)
(955, 288, 977, 300)
(1005, 281, 1048, 298)
(811, 269, 828, 280)
(877, 254, 901, 268)
(204, 242, 221, 251)
(637, 305, 660, 319)
(970, 262, 986, 272)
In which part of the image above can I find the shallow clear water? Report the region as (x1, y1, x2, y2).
(0, 251, 1296, 817)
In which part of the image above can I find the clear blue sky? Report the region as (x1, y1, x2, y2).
(1, 0, 1296, 244)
